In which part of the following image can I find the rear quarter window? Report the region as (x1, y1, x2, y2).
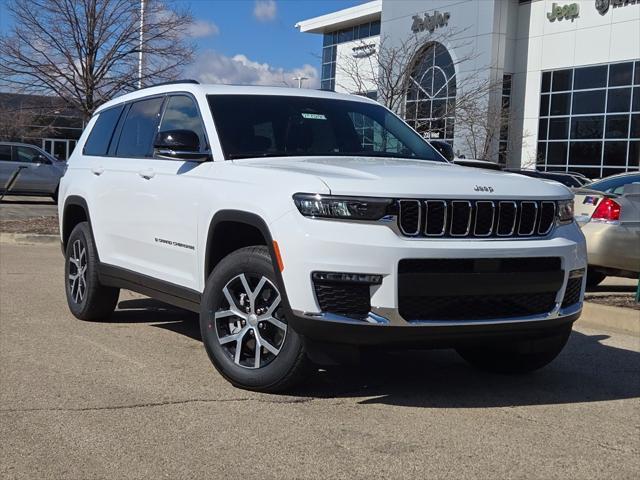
(83, 106, 124, 156)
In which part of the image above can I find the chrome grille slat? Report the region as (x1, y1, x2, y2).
(424, 200, 447, 236)
(474, 201, 495, 236)
(398, 199, 555, 239)
(398, 200, 422, 236)
(450, 201, 472, 236)
(497, 201, 518, 237)
(538, 201, 556, 235)
(518, 201, 538, 236)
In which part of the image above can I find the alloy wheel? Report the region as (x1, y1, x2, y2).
(214, 273, 287, 369)
(68, 239, 87, 304)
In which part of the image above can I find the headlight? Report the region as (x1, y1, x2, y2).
(557, 199, 574, 224)
(293, 193, 392, 221)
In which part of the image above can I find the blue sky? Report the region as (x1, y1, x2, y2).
(0, 0, 366, 88)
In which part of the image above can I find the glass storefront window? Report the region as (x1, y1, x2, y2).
(537, 60, 640, 177)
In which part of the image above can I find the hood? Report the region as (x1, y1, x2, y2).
(239, 156, 572, 199)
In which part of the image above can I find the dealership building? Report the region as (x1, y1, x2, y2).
(296, 0, 640, 177)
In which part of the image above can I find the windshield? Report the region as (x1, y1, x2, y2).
(583, 174, 640, 193)
(207, 94, 444, 162)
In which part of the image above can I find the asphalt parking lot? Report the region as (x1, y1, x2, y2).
(1, 243, 639, 479)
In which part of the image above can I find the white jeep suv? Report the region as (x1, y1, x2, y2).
(59, 81, 586, 392)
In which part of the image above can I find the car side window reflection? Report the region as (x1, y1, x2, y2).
(159, 95, 207, 152)
(14, 146, 40, 163)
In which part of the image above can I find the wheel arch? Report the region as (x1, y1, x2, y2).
(61, 196, 94, 253)
(204, 210, 292, 314)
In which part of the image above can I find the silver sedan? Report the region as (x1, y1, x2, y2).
(574, 172, 640, 286)
(0, 142, 67, 201)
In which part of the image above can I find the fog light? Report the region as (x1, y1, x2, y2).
(312, 272, 382, 285)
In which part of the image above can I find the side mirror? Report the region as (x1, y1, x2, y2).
(36, 154, 52, 164)
(153, 130, 211, 162)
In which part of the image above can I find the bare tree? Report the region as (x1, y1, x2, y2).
(335, 32, 520, 162)
(0, 0, 195, 121)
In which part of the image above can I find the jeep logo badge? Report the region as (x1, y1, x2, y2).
(474, 185, 494, 193)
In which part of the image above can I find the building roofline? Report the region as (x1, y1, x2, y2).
(295, 0, 381, 34)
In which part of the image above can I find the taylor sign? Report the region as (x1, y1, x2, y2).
(411, 11, 450, 33)
(547, 2, 580, 21)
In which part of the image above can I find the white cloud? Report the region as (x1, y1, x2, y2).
(187, 19, 220, 38)
(187, 50, 319, 89)
(253, 0, 277, 22)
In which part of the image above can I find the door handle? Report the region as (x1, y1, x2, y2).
(138, 169, 155, 180)
(91, 166, 104, 176)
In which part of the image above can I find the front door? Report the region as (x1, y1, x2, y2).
(129, 94, 208, 290)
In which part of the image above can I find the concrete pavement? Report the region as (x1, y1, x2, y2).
(0, 195, 57, 220)
(1, 243, 639, 479)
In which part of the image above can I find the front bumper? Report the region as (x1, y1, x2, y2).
(270, 210, 587, 345)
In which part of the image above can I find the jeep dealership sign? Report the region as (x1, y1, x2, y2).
(547, 3, 580, 21)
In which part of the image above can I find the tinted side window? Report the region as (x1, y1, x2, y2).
(116, 97, 164, 157)
(0, 145, 11, 161)
(14, 146, 40, 163)
(159, 95, 207, 151)
(84, 106, 124, 156)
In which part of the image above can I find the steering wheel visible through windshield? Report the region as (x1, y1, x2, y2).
(207, 94, 444, 162)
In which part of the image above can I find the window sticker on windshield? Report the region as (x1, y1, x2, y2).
(301, 113, 326, 120)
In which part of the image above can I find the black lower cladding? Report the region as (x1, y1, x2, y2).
(313, 280, 371, 319)
(398, 257, 564, 321)
(561, 277, 582, 308)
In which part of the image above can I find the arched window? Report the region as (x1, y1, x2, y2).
(405, 42, 456, 145)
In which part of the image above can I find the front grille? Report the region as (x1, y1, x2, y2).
(313, 281, 371, 319)
(398, 257, 563, 321)
(398, 199, 556, 238)
(399, 293, 558, 321)
(561, 277, 582, 308)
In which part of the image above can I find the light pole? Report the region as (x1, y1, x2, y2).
(292, 76, 309, 88)
(138, 0, 145, 89)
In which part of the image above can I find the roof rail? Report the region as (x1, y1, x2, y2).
(139, 79, 200, 90)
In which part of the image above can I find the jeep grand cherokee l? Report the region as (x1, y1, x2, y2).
(59, 82, 586, 392)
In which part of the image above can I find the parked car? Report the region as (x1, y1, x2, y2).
(59, 82, 586, 392)
(0, 142, 66, 201)
(504, 169, 585, 188)
(574, 172, 640, 286)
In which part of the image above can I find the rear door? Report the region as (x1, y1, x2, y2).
(11, 145, 59, 194)
(90, 96, 166, 272)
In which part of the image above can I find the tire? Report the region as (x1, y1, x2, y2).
(586, 268, 606, 288)
(200, 246, 310, 392)
(456, 326, 572, 374)
(64, 222, 119, 320)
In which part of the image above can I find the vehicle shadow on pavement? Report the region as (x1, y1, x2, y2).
(295, 332, 640, 408)
(112, 298, 640, 408)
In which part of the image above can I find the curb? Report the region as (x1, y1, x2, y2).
(578, 302, 639, 336)
(0, 232, 59, 245)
